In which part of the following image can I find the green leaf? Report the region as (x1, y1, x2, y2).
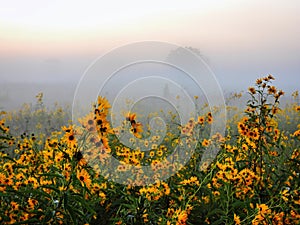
(39, 173, 65, 179)
(1, 155, 17, 163)
(211, 217, 226, 225)
(0, 136, 11, 140)
(207, 208, 225, 217)
(12, 218, 40, 224)
(69, 193, 95, 213)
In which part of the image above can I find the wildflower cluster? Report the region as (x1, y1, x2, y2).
(0, 76, 299, 224)
(0, 118, 105, 224)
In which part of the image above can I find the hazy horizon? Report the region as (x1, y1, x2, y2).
(1, 0, 300, 110)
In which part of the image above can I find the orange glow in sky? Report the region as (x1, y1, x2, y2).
(0, 0, 299, 90)
(1, 0, 298, 56)
(1, 0, 222, 55)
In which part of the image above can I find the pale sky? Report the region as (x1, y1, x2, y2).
(0, 0, 300, 92)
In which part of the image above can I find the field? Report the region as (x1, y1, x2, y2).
(0, 76, 299, 225)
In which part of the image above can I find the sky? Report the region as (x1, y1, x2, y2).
(0, 0, 300, 108)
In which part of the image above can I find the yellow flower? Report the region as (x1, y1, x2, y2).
(77, 169, 92, 189)
(293, 129, 300, 137)
(267, 74, 275, 80)
(78, 112, 97, 132)
(200, 160, 211, 172)
(213, 191, 220, 196)
(156, 149, 163, 157)
(97, 96, 111, 113)
(126, 112, 143, 138)
(176, 209, 188, 225)
(256, 203, 271, 216)
(241, 143, 248, 151)
(281, 189, 289, 202)
(126, 112, 137, 123)
(202, 139, 210, 147)
(130, 122, 143, 138)
(268, 85, 277, 95)
(28, 198, 38, 210)
(248, 87, 256, 94)
(2, 175, 13, 186)
(62, 126, 77, 146)
(197, 116, 205, 125)
(234, 213, 241, 224)
(256, 78, 262, 85)
(149, 151, 155, 157)
(11, 201, 19, 211)
(205, 217, 210, 224)
(142, 213, 149, 223)
(206, 112, 213, 124)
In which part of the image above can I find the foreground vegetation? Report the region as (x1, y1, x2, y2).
(0, 76, 299, 224)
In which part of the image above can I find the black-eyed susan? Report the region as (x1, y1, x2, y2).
(151, 144, 158, 150)
(256, 78, 262, 85)
(248, 87, 256, 94)
(176, 209, 188, 225)
(97, 96, 111, 113)
(263, 76, 269, 82)
(202, 139, 210, 147)
(55, 151, 64, 163)
(247, 128, 259, 140)
(197, 116, 205, 125)
(28, 198, 38, 210)
(274, 90, 284, 99)
(206, 112, 213, 124)
(62, 125, 72, 133)
(117, 164, 127, 172)
(200, 160, 211, 172)
(267, 74, 275, 80)
(268, 85, 277, 95)
(66, 132, 76, 145)
(79, 112, 97, 132)
(3, 176, 13, 186)
(237, 122, 246, 133)
(96, 119, 112, 137)
(144, 140, 149, 148)
(241, 143, 248, 151)
(130, 122, 143, 138)
(11, 201, 19, 211)
(149, 151, 155, 157)
(62, 125, 77, 147)
(77, 169, 92, 189)
(156, 149, 163, 157)
(257, 203, 271, 216)
(126, 112, 137, 124)
(125, 112, 143, 138)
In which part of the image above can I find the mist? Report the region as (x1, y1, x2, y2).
(1, 0, 300, 110)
